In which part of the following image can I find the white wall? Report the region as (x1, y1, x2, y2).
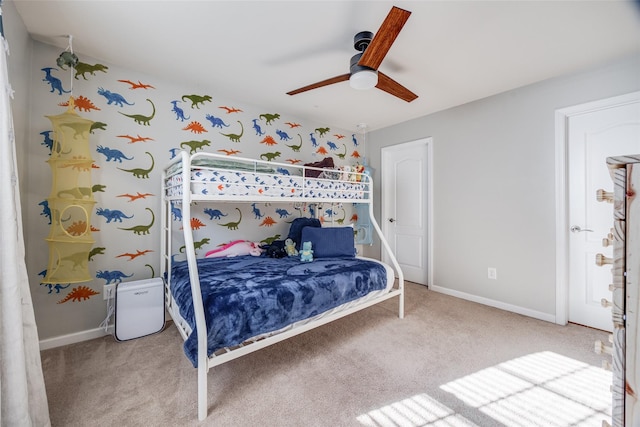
(366, 53, 640, 319)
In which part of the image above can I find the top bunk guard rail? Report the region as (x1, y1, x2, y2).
(160, 150, 404, 421)
(163, 151, 372, 204)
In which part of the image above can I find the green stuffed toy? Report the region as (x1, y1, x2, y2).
(300, 241, 313, 262)
(284, 238, 298, 256)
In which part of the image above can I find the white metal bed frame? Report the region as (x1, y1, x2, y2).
(161, 150, 404, 421)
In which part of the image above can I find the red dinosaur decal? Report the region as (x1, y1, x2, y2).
(218, 149, 241, 156)
(351, 150, 361, 158)
(117, 192, 154, 202)
(260, 216, 277, 227)
(57, 285, 99, 304)
(190, 218, 206, 230)
(58, 95, 101, 112)
(350, 213, 358, 222)
(117, 134, 154, 144)
(334, 134, 346, 139)
(260, 135, 278, 146)
(285, 159, 302, 164)
(116, 249, 154, 260)
(316, 147, 328, 155)
(219, 106, 243, 114)
(117, 79, 155, 90)
(182, 121, 207, 134)
(285, 122, 301, 128)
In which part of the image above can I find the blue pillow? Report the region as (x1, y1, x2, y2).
(300, 226, 356, 258)
(287, 217, 321, 250)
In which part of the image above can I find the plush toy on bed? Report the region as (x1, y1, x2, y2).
(284, 238, 298, 256)
(300, 241, 313, 262)
(205, 240, 262, 258)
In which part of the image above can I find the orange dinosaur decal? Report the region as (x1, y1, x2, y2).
(260, 135, 278, 146)
(285, 122, 301, 128)
(219, 106, 243, 114)
(118, 79, 155, 90)
(116, 249, 154, 261)
(90, 225, 100, 232)
(92, 163, 100, 169)
(182, 121, 207, 134)
(218, 149, 241, 156)
(60, 156, 92, 171)
(57, 285, 99, 304)
(351, 150, 361, 158)
(350, 213, 358, 222)
(65, 221, 90, 236)
(260, 216, 277, 227)
(58, 95, 101, 112)
(334, 134, 346, 139)
(117, 192, 154, 202)
(191, 218, 206, 230)
(285, 159, 302, 164)
(117, 134, 154, 144)
(316, 147, 328, 155)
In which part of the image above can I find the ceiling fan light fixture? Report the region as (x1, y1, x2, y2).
(349, 69, 378, 90)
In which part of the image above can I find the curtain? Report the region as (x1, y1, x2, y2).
(0, 3, 51, 426)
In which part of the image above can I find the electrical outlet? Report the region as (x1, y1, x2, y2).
(103, 284, 116, 300)
(488, 267, 497, 280)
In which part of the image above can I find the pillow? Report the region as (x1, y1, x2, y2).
(300, 226, 356, 258)
(287, 217, 321, 250)
(303, 157, 335, 178)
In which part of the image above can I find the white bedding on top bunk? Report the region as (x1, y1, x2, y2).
(166, 168, 368, 199)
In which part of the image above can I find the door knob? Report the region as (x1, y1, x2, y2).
(570, 225, 593, 233)
(596, 189, 614, 203)
(388, 218, 395, 223)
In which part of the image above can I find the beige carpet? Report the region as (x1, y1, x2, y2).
(41, 282, 612, 426)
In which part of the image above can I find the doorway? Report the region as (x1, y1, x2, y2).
(556, 91, 640, 331)
(381, 138, 433, 286)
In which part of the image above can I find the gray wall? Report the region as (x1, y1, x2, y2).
(365, 53, 640, 319)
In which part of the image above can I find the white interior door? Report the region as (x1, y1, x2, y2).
(567, 95, 640, 331)
(381, 138, 431, 285)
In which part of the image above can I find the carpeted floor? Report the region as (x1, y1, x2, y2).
(40, 282, 612, 426)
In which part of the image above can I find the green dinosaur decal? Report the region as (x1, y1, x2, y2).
(180, 139, 211, 154)
(260, 151, 281, 162)
(118, 207, 154, 235)
(179, 237, 210, 254)
(315, 127, 330, 137)
(74, 61, 108, 80)
(61, 251, 89, 270)
(57, 187, 92, 199)
(220, 121, 244, 143)
(92, 184, 106, 193)
(335, 209, 346, 225)
(261, 234, 281, 245)
(60, 122, 90, 139)
(336, 144, 347, 160)
(118, 98, 155, 126)
(117, 152, 154, 178)
(219, 208, 242, 230)
(181, 94, 212, 109)
(259, 113, 280, 125)
(88, 247, 106, 261)
(286, 134, 303, 152)
(145, 264, 155, 278)
(90, 122, 107, 134)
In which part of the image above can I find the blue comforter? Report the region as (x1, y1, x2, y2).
(170, 256, 388, 367)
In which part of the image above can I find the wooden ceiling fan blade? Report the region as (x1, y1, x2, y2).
(376, 72, 418, 102)
(358, 6, 411, 70)
(287, 74, 350, 96)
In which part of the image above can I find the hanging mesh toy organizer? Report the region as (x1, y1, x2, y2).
(42, 97, 96, 284)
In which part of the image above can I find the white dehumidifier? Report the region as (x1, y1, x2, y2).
(115, 278, 165, 341)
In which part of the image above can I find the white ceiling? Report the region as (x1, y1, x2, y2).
(12, 0, 640, 132)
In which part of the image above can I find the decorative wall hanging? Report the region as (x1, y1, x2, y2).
(42, 96, 96, 283)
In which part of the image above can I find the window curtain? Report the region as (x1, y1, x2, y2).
(0, 2, 51, 425)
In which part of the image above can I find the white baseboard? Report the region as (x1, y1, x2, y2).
(39, 326, 113, 351)
(429, 285, 556, 324)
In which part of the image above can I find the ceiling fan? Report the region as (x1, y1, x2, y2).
(286, 6, 418, 103)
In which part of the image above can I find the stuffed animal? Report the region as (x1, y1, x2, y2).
(56, 51, 79, 70)
(284, 238, 298, 256)
(300, 241, 313, 262)
(205, 240, 262, 258)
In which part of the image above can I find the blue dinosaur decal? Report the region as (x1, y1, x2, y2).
(97, 87, 134, 107)
(327, 141, 338, 151)
(39, 200, 52, 224)
(96, 270, 134, 284)
(170, 100, 190, 121)
(352, 134, 359, 146)
(96, 145, 134, 162)
(40, 282, 70, 294)
(41, 67, 70, 95)
(169, 148, 180, 159)
(96, 207, 133, 223)
(275, 208, 292, 218)
(276, 167, 291, 175)
(252, 119, 265, 136)
(251, 203, 264, 219)
(171, 204, 182, 221)
(205, 114, 229, 129)
(204, 208, 227, 220)
(276, 129, 292, 141)
(309, 133, 318, 147)
(40, 130, 54, 154)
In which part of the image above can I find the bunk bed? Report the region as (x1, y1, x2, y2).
(161, 150, 404, 421)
